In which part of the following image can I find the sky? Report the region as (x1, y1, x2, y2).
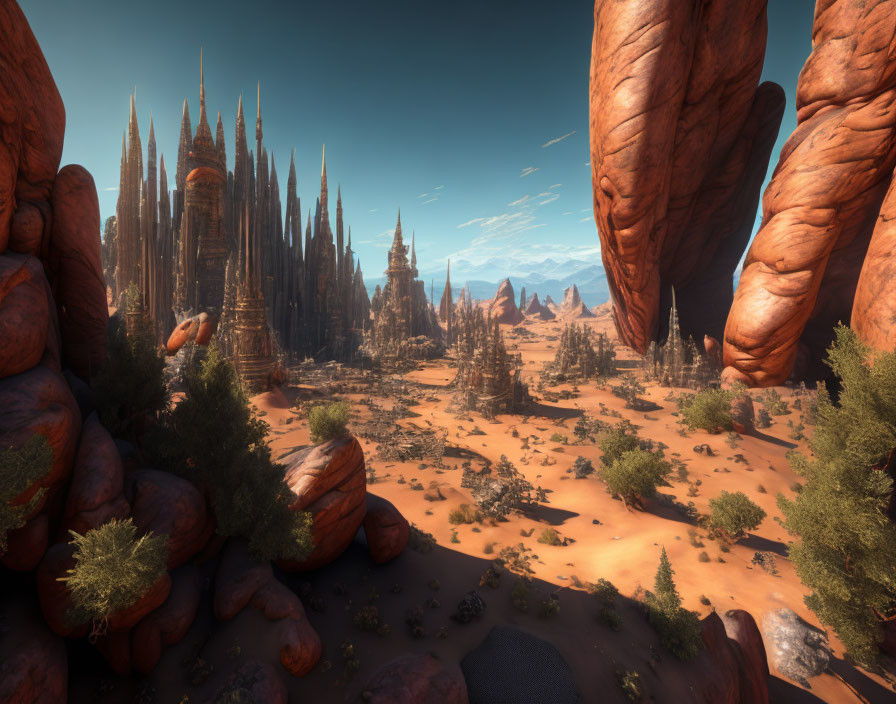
(21, 0, 816, 280)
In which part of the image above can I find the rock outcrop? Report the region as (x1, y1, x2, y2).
(0, 255, 50, 378)
(353, 653, 469, 704)
(523, 292, 555, 320)
(697, 610, 770, 704)
(363, 493, 410, 564)
(0, 599, 67, 704)
(589, 0, 785, 354)
(277, 436, 367, 571)
(488, 278, 523, 325)
(723, 1, 896, 385)
(558, 284, 594, 319)
(761, 608, 831, 687)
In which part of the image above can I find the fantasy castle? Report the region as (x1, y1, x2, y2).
(102, 54, 371, 383)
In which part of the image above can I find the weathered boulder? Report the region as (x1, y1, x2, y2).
(353, 653, 468, 704)
(461, 626, 578, 704)
(363, 493, 409, 564)
(0, 0, 65, 254)
(125, 468, 210, 570)
(721, 609, 770, 704)
(0, 254, 49, 379)
(761, 608, 831, 687)
(204, 660, 288, 704)
(215, 539, 321, 677)
(696, 610, 770, 704)
(590, 0, 784, 353)
(131, 562, 202, 674)
(723, 1, 896, 385)
(194, 311, 217, 346)
(277, 436, 367, 571)
(0, 363, 81, 522)
(488, 279, 523, 325)
(166, 315, 200, 355)
(0, 598, 67, 704)
(46, 164, 108, 379)
(0, 512, 48, 571)
(36, 542, 86, 638)
(60, 413, 130, 537)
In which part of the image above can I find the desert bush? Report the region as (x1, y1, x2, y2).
(539, 593, 560, 618)
(708, 491, 766, 540)
(462, 455, 542, 519)
(679, 388, 734, 434)
(308, 401, 351, 443)
(511, 576, 531, 612)
(448, 504, 483, 525)
(93, 312, 168, 441)
(614, 376, 646, 409)
(646, 547, 702, 660)
(778, 326, 896, 666)
(755, 408, 772, 429)
(62, 518, 168, 630)
(617, 668, 642, 702)
(759, 388, 789, 416)
(572, 456, 594, 479)
(408, 524, 437, 553)
(538, 528, 563, 546)
(148, 345, 312, 562)
(549, 433, 567, 445)
(598, 449, 671, 508)
(0, 435, 52, 552)
(597, 426, 641, 467)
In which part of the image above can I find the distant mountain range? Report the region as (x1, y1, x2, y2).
(364, 255, 611, 309)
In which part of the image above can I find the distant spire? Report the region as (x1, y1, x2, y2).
(199, 47, 206, 122)
(411, 231, 417, 270)
(255, 81, 262, 143)
(176, 98, 192, 191)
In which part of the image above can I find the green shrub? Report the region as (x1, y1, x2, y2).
(549, 433, 567, 445)
(598, 449, 671, 508)
(679, 388, 733, 434)
(708, 491, 766, 540)
(0, 436, 52, 552)
(759, 388, 789, 416)
(646, 547, 702, 660)
(61, 518, 168, 629)
(408, 524, 437, 553)
(778, 326, 896, 667)
(148, 346, 312, 563)
(308, 402, 351, 444)
(538, 528, 563, 546)
(597, 426, 640, 467)
(92, 316, 168, 441)
(448, 504, 483, 525)
(618, 668, 642, 702)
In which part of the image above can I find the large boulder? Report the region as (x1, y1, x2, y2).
(0, 598, 67, 704)
(60, 413, 130, 537)
(0, 254, 49, 379)
(46, 164, 108, 379)
(0, 0, 65, 254)
(131, 562, 202, 674)
(488, 279, 524, 325)
(729, 393, 755, 435)
(761, 608, 831, 687)
(723, 1, 896, 385)
(721, 609, 770, 704)
(363, 493, 409, 564)
(0, 512, 48, 571)
(589, 0, 784, 354)
(461, 626, 578, 704)
(277, 436, 367, 571)
(215, 539, 321, 677)
(353, 653, 468, 704)
(697, 610, 770, 704)
(125, 468, 211, 570)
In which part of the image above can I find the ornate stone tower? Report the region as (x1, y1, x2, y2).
(386, 210, 412, 341)
(181, 50, 227, 314)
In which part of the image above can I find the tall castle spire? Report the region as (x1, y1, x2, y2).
(320, 144, 328, 215)
(175, 98, 192, 192)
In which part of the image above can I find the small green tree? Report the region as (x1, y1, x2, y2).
(679, 388, 734, 434)
(597, 426, 640, 467)
(708, 491, 766, 540)
(0, 436, 52, 552)
(308, 402, 351, 443)
(646, 547, 702, 660)
(92, 316, 168, 441)
(61, 518, 168, 632)
(150, 345, 313, 563)
(778, 326, 896, 667)
(598, 449, 671, 509)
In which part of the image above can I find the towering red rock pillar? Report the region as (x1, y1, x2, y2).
(588, 0, 784, 354)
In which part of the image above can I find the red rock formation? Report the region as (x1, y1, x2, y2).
(721, 609, 770, 704)
(0, 254, 49, 378)
(488, 278, 523, 325)
(131, 562, 202, 674)
(723, 1, 896, 385)
(352, 653, 469, 704)
(166, 315, 201, 355)
(696, 610, 769, 704)
(215, 539, 321, 677)
(0, 599, 67, 704)
(35, 542, 86, 638)
(363, 493, 409, 564)
(730, 393, 755, 436)
(523, 293, 555, 321)
(589, 0, 784, 353)
(0, 0, 65, 255)
(1, 512, 48, 571)
(60, 413, 130, 537)
(558, 284, 594, 320)
(46, 165, 108, 379)
(124, 468, 211, 570)
(277, 436, 367, 571)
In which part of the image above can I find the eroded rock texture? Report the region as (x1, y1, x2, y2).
(724, 1, 896, 385)
(589, 0, 784, 353)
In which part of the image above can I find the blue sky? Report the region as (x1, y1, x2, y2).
(21, 0, 815, 279)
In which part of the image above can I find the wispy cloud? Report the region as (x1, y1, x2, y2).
(536, 191, 552, 197)
(507, 195, 529, 207)
(539, 195, 559, 205)
(433, 185, 445, 190)
(579, 216, 593, 223)
(103, 187, 119, 192)
(417, 193, 429, 198)
(561, 211, 573, 216)
(541, 131, 576, 148)
(368, 208, 379, 213)
(422, 197, 438, 205)
(458, 217, 486, 229)
(581, 208, 591, 213)
(520, 166, 539, 178)
(549, 183, 561, 190)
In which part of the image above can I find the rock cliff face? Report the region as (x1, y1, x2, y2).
(723, 0, 896, 385)
(589, 0, 784, 354)
(488, 278, 524, 325)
